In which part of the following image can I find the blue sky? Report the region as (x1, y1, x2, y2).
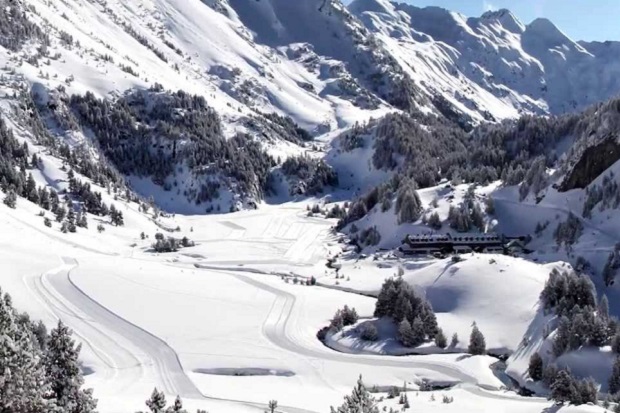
(346, 0, 620, 41)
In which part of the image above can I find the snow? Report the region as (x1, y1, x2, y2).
(349, 0, 620, 120)
(322, 253, 557, 355)
(0, 0, 619, 412)
(1, 164, 605, 412)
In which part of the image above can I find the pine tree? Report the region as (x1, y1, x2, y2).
(410, 316, 426, 346)
(360, 323, 378, 342)
(599, 294, 610, 320)
(330, 310, 344, 332)
(77, 212, 88, 228)
(398, 319, 415, 347)
(110, 204, 124, 226)
(549, 369, 577, 405)
(575, 378, 598, 405)
(341, 305, 358, 326)
(568, 312, 587, 350)
(553, 316, 571, 356)
(374, 278, 401, 318)
(145, 388, 167, 413)
(450, 333, 459, 348)
(3, 190, 17, 208)
(528, 352, 544, 381)
(427, 212, 442, 230)
(393, 290, 410, 323)
(396, 183, 422, 224)
(45, 320, 97, 413)
(330, 376, 378, 413)
(420, 301, 438, 339)
(589, 315, 608, 347)
(168, 395, 187, 413)
(435, 328, 447, 349)
(603, 253, 619, 286)
(0, 291, 48, 413)
(56, 206, 66, 222)
(610, 357, 620, 395)
(542, 364, 559, 386)
(67, 208, 76, 225)
(468, 322, 486, 355)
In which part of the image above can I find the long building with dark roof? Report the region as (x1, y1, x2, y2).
(400, 233, 513, 255)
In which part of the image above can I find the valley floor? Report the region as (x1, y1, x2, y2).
(0, 202, 605, 413)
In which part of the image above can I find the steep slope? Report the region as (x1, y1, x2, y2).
(348, 0, 620, 122)
(17, 0, 387, 130)
(6, 0, 620, 212)
(226, 0, 425, 111)
(0, 0, 392, 210)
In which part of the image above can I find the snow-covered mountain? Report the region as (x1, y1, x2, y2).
(5, 1, 620, 411)
(3, 0, 620, 212)
(10, 0, 620, 127)
(349, 0, 620, 122)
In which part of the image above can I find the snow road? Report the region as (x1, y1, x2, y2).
(28, 257, 321, 413)
(9, 204, 557, 413)
(227, 270, 477, 383)
(26, 257, 200, 398)
(223, 269, 550, 404)
(35, 256, 546, 411)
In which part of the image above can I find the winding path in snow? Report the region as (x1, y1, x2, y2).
(32, 257, 320, 413)
(221, 268, 549, 405)
(27, 257, 197, 398)
(19, 204, 551, 412)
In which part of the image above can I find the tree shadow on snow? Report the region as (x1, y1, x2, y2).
(541, 404, 562, 413)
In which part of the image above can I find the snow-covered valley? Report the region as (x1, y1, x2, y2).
(2, 0, 620, 412)
(1, 195, 607, 413)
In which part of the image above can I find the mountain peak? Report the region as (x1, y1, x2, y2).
(526, 17, 569, 41)
(479, 8, 525, 34)
(524, 17, 583, 52)
(348, 0, 396, 16)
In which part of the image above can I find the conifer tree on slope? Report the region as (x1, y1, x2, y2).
(528, 352, 544, 381)
(468, 322, 486, 355)
(599, 294, 610, 320)
(45, 320, 97, 413)
(610, 357, 620, 395)
(169, 395, 187, 413)
(144, 388, 167, 413)
(435, 328, 447, 349)
(410, 316, 426, 346)
(0, 291, 48, 413)
(330, 376, 378, 413)
(398, 319, 415, 347)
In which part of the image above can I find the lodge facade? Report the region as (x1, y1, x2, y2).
(399, 233, 526, 256)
